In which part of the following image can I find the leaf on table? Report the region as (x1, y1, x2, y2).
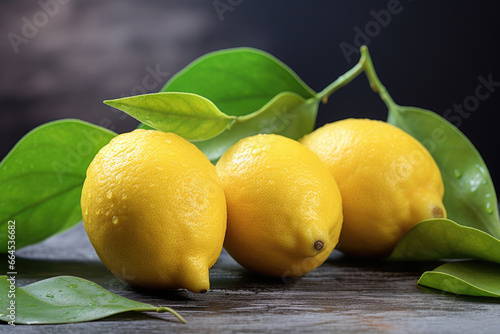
(390, 219, 500, 262)
(387, 106, 500, 238)
(105, 92, 236, 141)
(0, 120, 116, 252)
(0, 276, 185, 324)
(161, 47, 316, 116)
(418, 261, 500, 297)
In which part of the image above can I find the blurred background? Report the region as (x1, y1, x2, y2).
(1, 0, 499, 186)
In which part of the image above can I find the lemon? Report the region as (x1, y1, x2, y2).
(81, 129, 226, 293)
(215, 134, 343, 278)
(300, 118, 446, 257)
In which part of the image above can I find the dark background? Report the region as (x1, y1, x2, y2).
(1, 0, 499, 186)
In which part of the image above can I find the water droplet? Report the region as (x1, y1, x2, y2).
(251, 148, 261, 156)
(84, 208, 88, 215)
(46, 294, 54, 298)
(122, 194, 127, 200)
(165, 139, 172, 144)
(107, 191, 113, 199)
(58, 289, 63, 292)
(67, 284, 78, 289)
(112, 216, 119, 225)
(196, 194, 204, 205)
(486, 202, 494, 214)
(454, 169, 462, 179)
(105, 210, 110, 217)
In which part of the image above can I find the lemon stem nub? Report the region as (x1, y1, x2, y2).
(433, 207, 444, 218)
(314, 240, 324, 251)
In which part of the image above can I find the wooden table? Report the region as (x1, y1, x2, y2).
(9, 223, 500, 333)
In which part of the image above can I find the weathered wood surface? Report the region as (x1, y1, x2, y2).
(7, 223, 500, 333)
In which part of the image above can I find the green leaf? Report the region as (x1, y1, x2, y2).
(387, 106, 500, 238)
(418, 261, 500, 297)
(193, 92, 319, 163)
(0, 276, 185, 324)
(0, 120, 116, 252)
(105, 92, 236, 141)
(161, 47, 316, 116)
(390, 219, 500, 262)
(134, 47, 320, 160)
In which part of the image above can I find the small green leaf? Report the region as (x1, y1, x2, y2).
(161, 47, 316, 116)
(390, 219, 500, 262)
(105, 92, 236, 141)
(387, 106, 500, 238)
(0, 120, 116, 252)
(0, 276, 185, 324)
(194, 92, 319, 163)
(418, 261, 500, 297)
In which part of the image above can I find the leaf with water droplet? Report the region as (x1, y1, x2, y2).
(388, 106, 500, 238)
(0, 276, 186, 325)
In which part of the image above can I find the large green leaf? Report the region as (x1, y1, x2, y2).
(388, 106, 500, 238)
(105, 92, 236, 141)
(134, 47, 320, 161)
(0, 120, 116, 251)
(390, 219, 500, 262)
(0, 276, 185, 324)
(418, 261, 500, 297)
(161, 47, 316, 116)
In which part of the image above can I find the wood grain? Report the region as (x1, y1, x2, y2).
(6, 223, 500, 333)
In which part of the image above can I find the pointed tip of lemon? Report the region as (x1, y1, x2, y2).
(180, 257, 211, 293)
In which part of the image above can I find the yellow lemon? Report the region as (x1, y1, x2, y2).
(300, 118, 446, 257)
(81, 129, 226, 292)
(216, 134, 343, 278)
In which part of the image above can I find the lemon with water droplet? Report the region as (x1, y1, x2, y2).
(300, 118, 446, 257)
(81, 129, 226, 292)
(216, 134, 343, 278)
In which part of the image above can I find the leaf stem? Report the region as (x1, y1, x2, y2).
(157, 306, 187, 324)
(317, 46, 399, 111)
(358, 46, 398, 110)
(316, 55, 365, 103)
